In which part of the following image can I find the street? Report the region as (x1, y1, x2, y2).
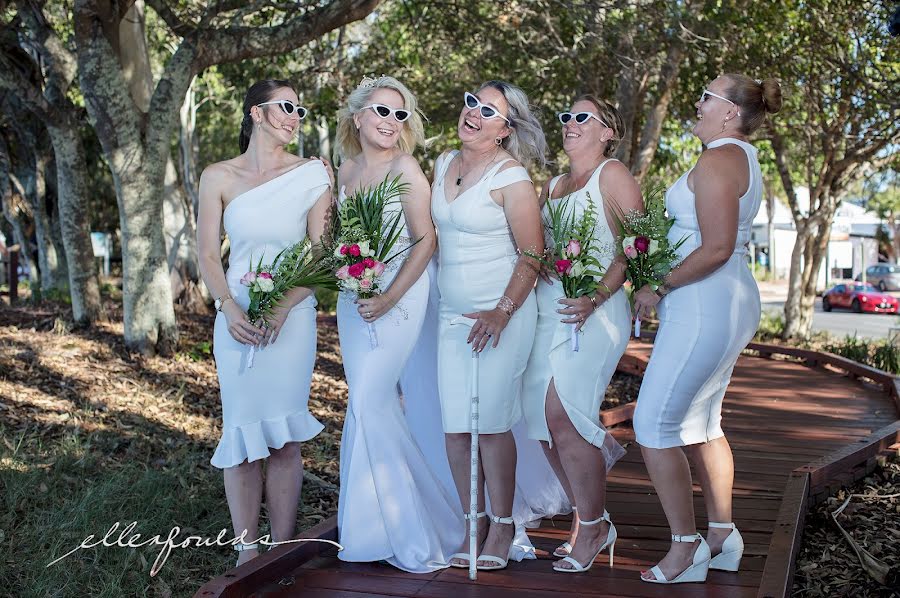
(762, 298, 897, 340)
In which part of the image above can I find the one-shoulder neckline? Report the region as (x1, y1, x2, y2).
(224, 159, 320, 215)
(439, 150, 516, 206)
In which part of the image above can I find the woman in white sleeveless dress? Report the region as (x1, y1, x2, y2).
(198, 80, 331, 566)
(632, 75, 782, 584)
(333, 76, 461, 573)
(432, 81, 548, 571)
(523, 96, 642, 573)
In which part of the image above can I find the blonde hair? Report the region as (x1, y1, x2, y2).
(334, 76, 426, 163)
(723, 74, 783, 135)
(574, 94, 625, 158)
(478, 80, 548, 169)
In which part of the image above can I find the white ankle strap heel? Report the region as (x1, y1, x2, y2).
(708, 521, 744, 572)
(553, 505, 577, 558)
(233, 542, 259, 553)
(449, 512, 487, 568)
(475, 514, 515, 571)
(641, 532, 711, 584)
(553, 510, 617, 573)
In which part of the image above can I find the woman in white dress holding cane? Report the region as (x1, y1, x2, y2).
(523, 95, 641, 572)
(431, 81, 546, 572)
(334, 75, 461, 573)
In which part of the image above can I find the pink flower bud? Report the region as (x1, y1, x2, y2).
(348, 244, 361, 257)
(555, 259, 572, 275)
(240, 271, 257, 286)
(348, 262, 365, 278)
(624, 246, 638, 259)
(339, 244, 349, 255)
(359, 278, 373, 290)
(372, 261, 386, 276)
(336, 265, 350, 280)
(565, 240, 581, 258)
(635, 236, 650, 254)
(258, 271, 273, 280)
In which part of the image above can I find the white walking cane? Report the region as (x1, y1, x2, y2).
(468, 347, 480, 580)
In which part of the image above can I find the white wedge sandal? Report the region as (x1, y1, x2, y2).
(552, 510, 617, 573)
(449, 511, 487, 568)
(475, 514, 515, 571)
(708, 521, 744, 572)
(641, 532, 711, 584)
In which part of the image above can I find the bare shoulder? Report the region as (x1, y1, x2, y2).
(200, 159, 238, 190)
(694, 145, 747, 191)
(496, 154, 525, 173)
(599, 159, 633, 180)
(392, 153, 428, 185)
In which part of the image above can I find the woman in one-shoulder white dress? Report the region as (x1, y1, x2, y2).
(333, 76, 461, 573)
(633, 75, 782, 584)
(198, 80, 331, 566)
(522, 95, 642, 573)
(432, 81, 549, 571)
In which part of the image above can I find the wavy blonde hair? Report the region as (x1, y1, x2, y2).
(334, 76, 426, 163)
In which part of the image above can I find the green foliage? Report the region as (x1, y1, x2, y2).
(185, 340, 212, 362)
(334, 174, 412, 264)
(756, 310, 785, 342)
(825, 335, 900, 375)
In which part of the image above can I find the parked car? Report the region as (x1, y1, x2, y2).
(855, 263, 900, 292)
(822, 283, 898, 314)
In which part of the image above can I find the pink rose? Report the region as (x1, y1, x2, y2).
(371, 261, 385, 276)
(239, 271, 256, 286)
(348, 244, 361, 257)
(634, 236, 650, 254)
(359, 278, 373, 290)
(624, 245, 638, 259)
(555, 259, 572, 275)
(565, 240, 581, 258)
(336, 265, 350, 280)
(258, 271, 273, 280)
(348, 262, 365, 278)
(363, 257, 376, 268)
(339, 244, 349, 255)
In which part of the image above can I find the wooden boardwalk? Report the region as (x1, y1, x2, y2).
(198, 340, 899, 598)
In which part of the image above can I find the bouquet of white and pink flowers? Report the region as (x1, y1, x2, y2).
(240, 240, 338, 368)
(616, 186, 689, 337)
(530, 192, 609, 352)
(329, 174, 418, 348)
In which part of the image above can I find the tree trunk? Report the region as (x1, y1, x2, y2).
(631, 43, 684, 182)
(30, 148, 68, 293)
(179, 75, 200, 215)
(0, 152, 39, 292)
(45, 123, 103, 324)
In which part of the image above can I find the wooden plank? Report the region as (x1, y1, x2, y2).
(795, 420, 900, 491)
(600, 402, 635, 426)
(757, 472, 809, 598)
(194, 516, 339, 598)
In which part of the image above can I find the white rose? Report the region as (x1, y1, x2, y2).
(333, 244, 345, 258)
(257, 277, 275, 293)
(623, 236, 636, 251)
(345, 278, 360, 291)
(570, 261, 586, 278)
(358, 240, 374, 257)
(648, 239, 660, 255)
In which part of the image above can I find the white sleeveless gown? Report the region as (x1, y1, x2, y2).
(633, 138, 763, 449)
(336, 186, 462, 572)
(211, 161, 329, 469)
(522, 160, 628, 470)
(431, 150, 571, 559)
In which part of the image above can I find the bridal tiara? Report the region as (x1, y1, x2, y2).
(357, 74, 389, 89)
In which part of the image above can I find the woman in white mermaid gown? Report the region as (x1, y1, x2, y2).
(198, 80, 332, 565)
(333, 76, 461, 573)
(522, 95, 643, 573)
(633, 75, 781, 584)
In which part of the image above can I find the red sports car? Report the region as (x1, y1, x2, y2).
(822, 283, 898, 314)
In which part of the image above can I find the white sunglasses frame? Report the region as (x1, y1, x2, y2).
(463, 91, 512, 126)
(361, 103, 412, 123)
(699, 90, 740, 114)
(558, 111, 609, 128)
(257, 100, 308, 119)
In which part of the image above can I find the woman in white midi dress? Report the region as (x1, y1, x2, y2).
(198, 80, 332, 566)
(432, 81, 548, 571)
(333, 76, 461, 572)
(522, 96, 642, 572)
(632, 75, 783, 584)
